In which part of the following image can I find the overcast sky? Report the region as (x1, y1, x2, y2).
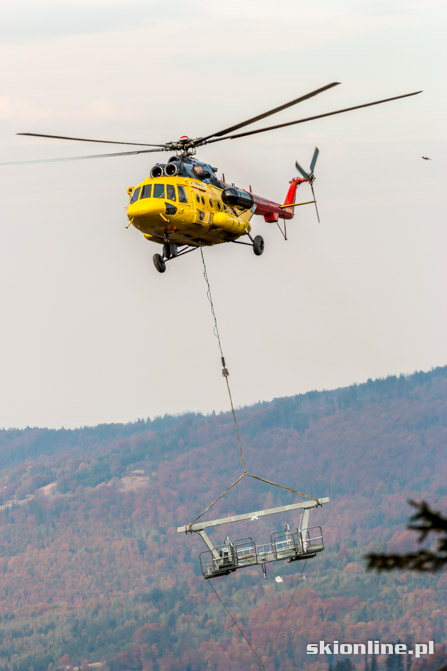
(0, 0, 446, 428)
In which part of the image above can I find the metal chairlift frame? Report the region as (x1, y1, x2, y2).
(178, 496, 329, 579)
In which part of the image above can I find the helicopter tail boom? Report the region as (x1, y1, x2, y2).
(252, 176, 306, 223)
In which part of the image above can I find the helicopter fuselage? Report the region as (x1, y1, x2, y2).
(127, 174, 253, 247)
(126, 156, 300, 249)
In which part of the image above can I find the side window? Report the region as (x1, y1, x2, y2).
(166, 184, 176, 201)
(178, 186, 188, 203)
(201, 196, 205, 205)
(130, 186, 141, 203)
(153, 184, 165, 198)
(196, 194, 200, 203)
(141, 184, 152, 199)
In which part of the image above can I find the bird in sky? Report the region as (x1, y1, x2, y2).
(422, 156, 432, 160)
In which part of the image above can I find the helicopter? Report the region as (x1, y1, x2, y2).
(5, 82, 421, 273)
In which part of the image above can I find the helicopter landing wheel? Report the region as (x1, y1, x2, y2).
(163, 243, 178, 259)
(153, 253, 166, 273)
(253, 235, 264, 256)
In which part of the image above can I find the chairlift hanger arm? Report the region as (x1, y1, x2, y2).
(196, 529, 221, 557)
(177, 497, 330, 533)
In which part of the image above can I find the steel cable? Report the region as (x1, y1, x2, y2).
(206, 579, 266, 671)
(191, 247, 319, 529)
(270, 559, 308, 649)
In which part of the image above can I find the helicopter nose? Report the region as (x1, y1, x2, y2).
(127, 198, 168, 220)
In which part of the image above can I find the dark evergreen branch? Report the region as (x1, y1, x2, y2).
(365, 501, 447, 572)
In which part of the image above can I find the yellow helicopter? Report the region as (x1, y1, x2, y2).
(125, 150, 313, 272)
(6, 82, 421, 273)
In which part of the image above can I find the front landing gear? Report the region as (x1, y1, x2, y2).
(152, 243, 199, 273)
(253, 235, 264, 256)
(163, 242, 178, 259)
(153, 254, 166, 273)
(153, 242, 178, 273)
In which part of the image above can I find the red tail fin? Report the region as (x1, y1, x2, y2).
(282, 176, 307, 214)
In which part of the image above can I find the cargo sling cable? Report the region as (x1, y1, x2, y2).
(191, 246, 319, 530)
(207, 579, 266, 671)
(193, 247, 318, 670)
(205, 556, 309, 671)
(270, 558, 308, 650)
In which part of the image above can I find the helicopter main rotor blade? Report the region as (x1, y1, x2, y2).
(204, 91, 422, 144)
(196, 82, 341, 145)
(0, 146, 164, 166)
(17, 132, 167, 147)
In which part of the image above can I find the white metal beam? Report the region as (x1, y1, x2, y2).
(177, 497, 329, 533)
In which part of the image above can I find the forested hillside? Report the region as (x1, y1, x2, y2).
(0, 368, 446, 671)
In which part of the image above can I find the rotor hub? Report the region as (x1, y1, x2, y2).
(166, 136, 200, 155)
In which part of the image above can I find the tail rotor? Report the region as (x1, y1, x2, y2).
(295, 147, 320, 222)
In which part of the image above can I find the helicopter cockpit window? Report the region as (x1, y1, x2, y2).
(140, 184, 152, 199)
(130, 186, 141, 203)
(166, 184, 176, 201)
(153, 184, 165, 199)
(178, 186, 188, 203)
